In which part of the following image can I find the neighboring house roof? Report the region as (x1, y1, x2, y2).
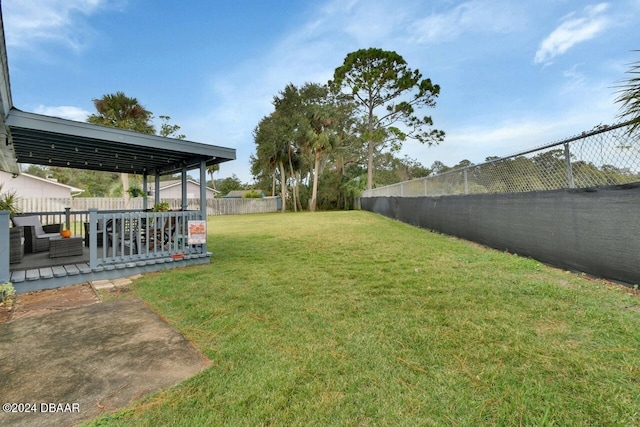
(224, 190, 266, 198)
(0, 171, 84, 196)
(147, 179, 220, 194)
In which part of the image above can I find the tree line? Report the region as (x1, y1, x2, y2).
(250, 48, 445, 211)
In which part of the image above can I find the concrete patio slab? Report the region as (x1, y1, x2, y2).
(0, 296, 210, 426)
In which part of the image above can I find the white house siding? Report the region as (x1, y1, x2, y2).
(150, 181, 216, 200)
(0, 171, 73, 199)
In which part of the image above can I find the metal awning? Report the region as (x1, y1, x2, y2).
(5, 108, 235, 176)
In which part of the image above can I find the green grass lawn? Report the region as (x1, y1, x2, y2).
(88, 211, 640, 426)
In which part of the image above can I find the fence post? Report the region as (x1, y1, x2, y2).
(463, 170, 469, 195)
(424, 178, 428, 196)
(64, 207, 71, 230)
(563, 143, 575, 189)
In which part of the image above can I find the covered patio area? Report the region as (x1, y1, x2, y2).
(0, 13, 235, 293)
(0, 111, 235, 292)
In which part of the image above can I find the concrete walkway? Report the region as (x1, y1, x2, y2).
(0, 281, 210, 426)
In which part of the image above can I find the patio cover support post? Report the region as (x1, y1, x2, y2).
(154, 174, 160, 206)
(142, 173, 148, 211)
(199, 160, 208, 254)
(199, 159, 207, 220)
(0, 211, 9, 283)
(88, 209, 98, 270)
(181, 166, 187, 211)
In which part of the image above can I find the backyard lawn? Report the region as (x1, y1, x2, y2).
(88, 211, 640, 426)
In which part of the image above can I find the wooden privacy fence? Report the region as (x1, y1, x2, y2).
(205, 197, 279, 215)
(15, 197, 279, 216)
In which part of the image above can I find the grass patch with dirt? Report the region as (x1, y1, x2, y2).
(86, 211, 640, 426)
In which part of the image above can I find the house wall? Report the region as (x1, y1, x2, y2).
(159, 182, 215, 199)
(0, 171, 70, 198)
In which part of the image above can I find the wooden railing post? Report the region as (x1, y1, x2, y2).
(0, 211, 10, 283)
(89, 209, 98, 269)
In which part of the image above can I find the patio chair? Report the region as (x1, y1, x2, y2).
(11, 215, 62, 253)
(147, 216, 177, 251)
(105, 218, 139, 255)
(83, 218, 105, 247)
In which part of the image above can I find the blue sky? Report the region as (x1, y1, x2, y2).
(3, 0, 639, 182)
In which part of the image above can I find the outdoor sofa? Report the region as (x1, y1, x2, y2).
(11, 215, 62, 253)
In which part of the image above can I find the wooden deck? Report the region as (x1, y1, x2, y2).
(9, 237, 212, 294)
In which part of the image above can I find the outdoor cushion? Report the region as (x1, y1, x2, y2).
(12, 215, 45, 236)
(11, 217, 62, 253)
(40, 232, 63, 239)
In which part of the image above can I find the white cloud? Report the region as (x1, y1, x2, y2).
(34, 105, 91, 122)
(560, 64, 587, 94)
(2, 0, 116, 51)
(409, 0, 523, 44)
(337, 1, 407, 46)
(534, 3, 611, 65)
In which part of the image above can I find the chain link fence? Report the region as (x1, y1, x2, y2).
(362, 121, 640, 197)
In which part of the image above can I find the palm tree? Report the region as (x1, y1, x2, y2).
(206, 164, 220, 190)
(306, 108, 336, 212)
(253, 113, 291, 212)
(615, 52, 640, 134)
(299, 83, 354, 211)
(88, 92, 155, 133)
(87, 92, 155, 205)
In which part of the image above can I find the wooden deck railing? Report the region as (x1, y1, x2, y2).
(15, 196, 280, 217)
(1, 209, 208, 284)
(88, 209, 206, 269)
(88, 209, 205, 268)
